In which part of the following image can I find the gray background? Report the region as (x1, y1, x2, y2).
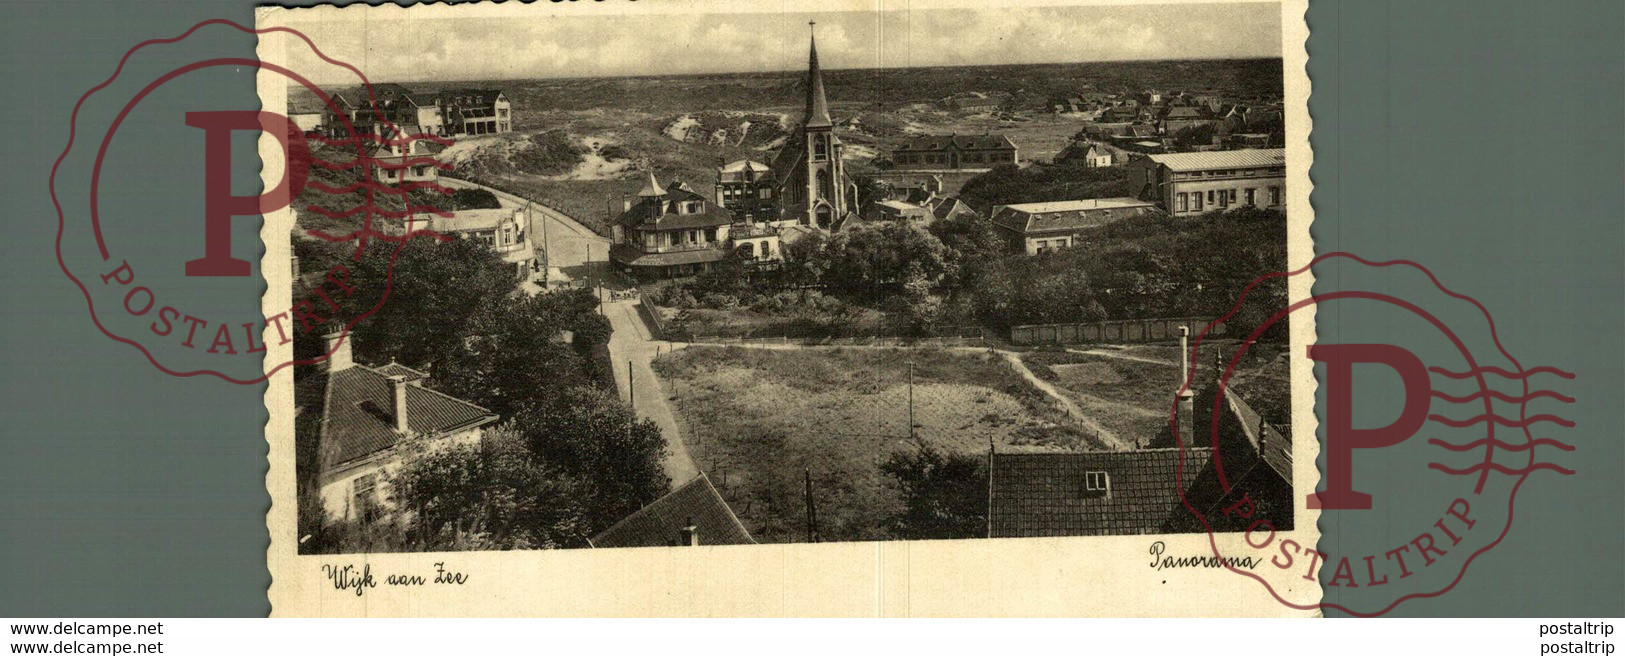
(1, 0, 1620, 617)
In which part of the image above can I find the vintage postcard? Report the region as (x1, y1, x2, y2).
(258, 0, 1317, 616)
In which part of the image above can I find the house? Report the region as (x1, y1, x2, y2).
(590, 473, 755, 548)
(889, 134, 1019, 170)
(1160, 105, 1215, 135)
(714, 159, 777, 222)
(862, 199, 935, 225)
(609, 171, 736, 280)
(438, 88, 512, 136)
(364, 122, 443, 187)
(285, 89, 330, 134)
(988, 338, 1292, 538)
(412, 207, 539, 280)
(1056, 141, 1113, 168)
(989, 198, 1160, 255)
(1128, 148, 1286, 216)
(309, 334, 499, 523)
(989, 448, 1214, 537)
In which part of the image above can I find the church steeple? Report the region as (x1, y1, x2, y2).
(803, 22, 833, 129)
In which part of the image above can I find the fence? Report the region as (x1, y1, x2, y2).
(670, 321, 988, 348)
(634, 297, 667, 340)
(1009, 317, 1224, 346)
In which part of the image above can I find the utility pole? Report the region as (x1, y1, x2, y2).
(627, 360, 635, 408)
(908, 361, 916, 442)
(804, 468, 818, 543)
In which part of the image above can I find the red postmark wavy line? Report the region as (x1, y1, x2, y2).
(1427, 437, 1576, 452)
(308, 131, 455, 148)
(1430, 389, 1573, 404)
(50, 19, 453, 384)
(1429, 365, 1575, 380)
(1168, 251, 1563, 617)
(1425, 413, 1574, 429)
(1427, 462, 1576, 477)
(308, 180, 453, 196)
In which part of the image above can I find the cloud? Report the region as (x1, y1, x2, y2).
(271, 2, 1281, 84)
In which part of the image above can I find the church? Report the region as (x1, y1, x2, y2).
(614, 28, 860, 280)
(720, 26, 859, 231)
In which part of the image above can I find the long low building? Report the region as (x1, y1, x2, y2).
(1128, 148, 1286, 216)
(989, 197, 1161, 255)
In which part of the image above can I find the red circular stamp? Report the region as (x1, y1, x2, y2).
(51, 19, 453, 384)
(1172, 251, 1577, 616)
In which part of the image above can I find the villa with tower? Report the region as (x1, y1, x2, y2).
(612, 25, 858, 280)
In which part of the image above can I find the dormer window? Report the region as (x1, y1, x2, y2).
(1082, 471, 1110, 499)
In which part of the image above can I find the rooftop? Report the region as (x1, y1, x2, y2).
(989, 448, 1213, 538)
(1143, 148, 1286, 172)
(591, 473, 755, 548)
(319, 364, 498, 474)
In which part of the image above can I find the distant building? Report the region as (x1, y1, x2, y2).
(308, 334, 498, 523)
(1160, 105, 1215, 135)
(364, 122, 442, 187)
(590, 473, 754, 548)
(714, 160, 777, 222)
(1128, 148, 1286, 216)
(610, 171, 736, 280)
(413, 207, 539, 280)
(989, 198, 1160, 255)
(940, 95, 1002, 112)
(438, 88, 512, 136)
(890, 134, 1019, 170)
(1056, 141, 1113, 168)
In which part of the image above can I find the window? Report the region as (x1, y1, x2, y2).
(1244, 188, 1256, 206)
(1192, 191, 1203, 211)
(1269, 186, 1281, 205)
(1082, 471, 1110, 498)
(352, 474, 378, 521)
(1217, 189, 1229, 208)
(1177, 192, 1189, 213)
(1206, 190, 1215, 204)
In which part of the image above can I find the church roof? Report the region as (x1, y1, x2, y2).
(802, 30, 833, 129)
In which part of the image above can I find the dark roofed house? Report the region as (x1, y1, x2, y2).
(591, 473, 755, 548)
(609, 171, 737, 280)
(989, 197, 1161, 255)
(890, 134, 1019, 171)
(989, 344, 1293, 539)
(989, 448, 1213, 537)
(313, 334, 499, 523)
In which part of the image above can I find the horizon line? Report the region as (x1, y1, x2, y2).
(289, 54, 1285, 88)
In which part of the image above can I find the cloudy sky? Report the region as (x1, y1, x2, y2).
(266, 1, 1281, 84)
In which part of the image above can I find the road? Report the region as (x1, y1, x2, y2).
(603, 299, 700, 484)
(439, 176, 611, 289)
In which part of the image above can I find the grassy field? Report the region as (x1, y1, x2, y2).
(651, 345, 1098, 543)
(1019, 339, 1291, 446)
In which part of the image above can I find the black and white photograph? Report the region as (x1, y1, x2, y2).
(261, 0, 1315, 615)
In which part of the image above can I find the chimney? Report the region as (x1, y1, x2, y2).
(320, 332, 353, 373)
(678, 517, 699, 546)
(387, 374, 410, 434)
(1176, 326, 1195, 446)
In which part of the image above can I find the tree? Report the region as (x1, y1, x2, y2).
(881, 445, 988, 540)
(393, 426, 588, 550)
(512, 387, 671, 533)
(815, 222, 951, 297)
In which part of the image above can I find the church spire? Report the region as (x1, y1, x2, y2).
(803, 22, 833, 129)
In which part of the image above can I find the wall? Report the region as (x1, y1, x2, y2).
(1009, 317, 1225, 346)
